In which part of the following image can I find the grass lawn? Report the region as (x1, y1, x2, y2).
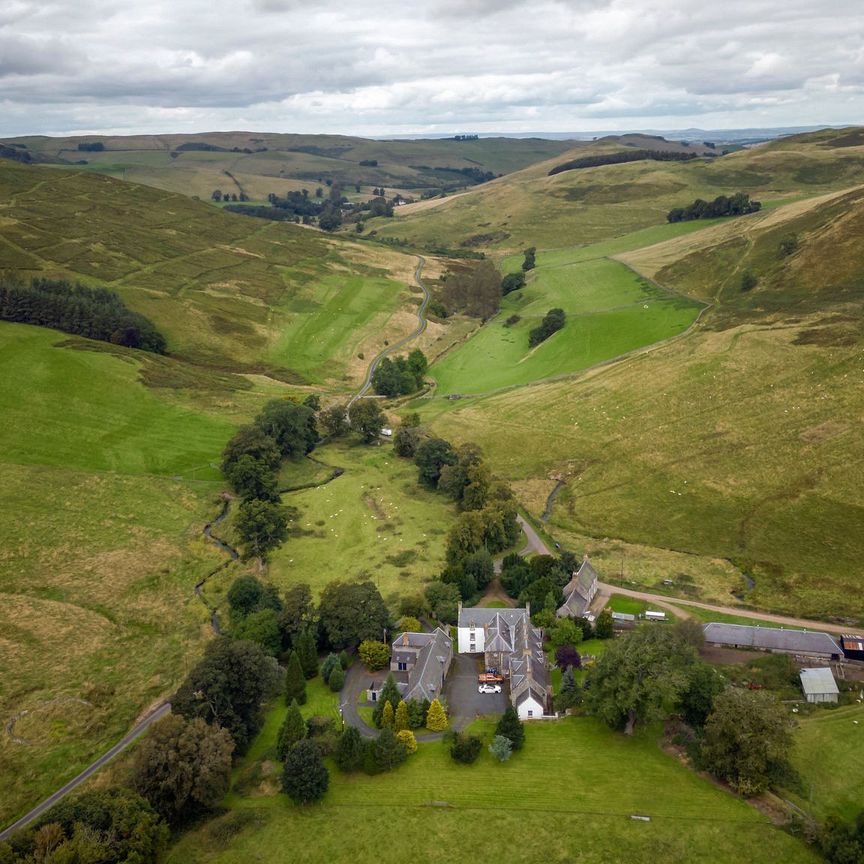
(784, 702, 864, 821)
(430, 251, 703, 395)
(261, 441, 455, 605)
(166, 716, 820, 864)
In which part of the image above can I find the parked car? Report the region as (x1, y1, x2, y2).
(478, 683, 502, 694)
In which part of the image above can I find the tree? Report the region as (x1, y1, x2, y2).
(425, 580, 461, 623)
(295, 630, 319, 679)
(255, 399, 318, 459)
(235, 498, 289, 560)
(132, 714, 233, 825)
(381, 700, 395, 728)
(489, 734, 513, 762)
(172, 637, 280, 754)
(821, 812, 864, 864)
(373, 674, 402, 727)
(225, 454, 278, 501)
(396, 729, 417, 754)
(397, 616, 422, 633)
(328, 664, 345, 691)
(349, 399, 385, 443)
(358, 639, 391, 670)
(425, 698, 449, 732)
(450, 732, 483, 764)
(335, 726, 364, 772)
(528, 307, 565, 348)
(318, 580, 390, 650)
(495, 705, 525, 750)
(414, 437, 456, 488)
(17, 789, 168, 864)
(740, 270, 758, 292)
(778, 234, 798, 258)
(394, 700, 409, 732)
(594, 609, 614, 639)
(374, 727, 407, 772)
(550, 617, 583, 649)
(276, 699, 307, 760)
(501, 271, 526, 295)
(521, 247, 536, 271)
(584, 625, 697, 735)
(462, 550, 494, 592)
(284, 651, 307, 706)
(319, 403, 349, 438)
(702, 688, 793, 795)
(555, 644, 582, 671)
(282, 740, 329, 804)
(680, 662, 725, 728)
(554, 668, 582, 713)
(221, 425, 281, 475)
(394, 424, 423, 458)
(320, 653, 340, 684)
(227, 575, 282, 621)
(279, 582, 315, 647)
(233, 608, 282, 656)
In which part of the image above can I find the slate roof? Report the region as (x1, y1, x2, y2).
(703, 623, 842, 656)
(458, 606, 531, 628)
(800, 667, 839, 697)
(557, 558, 598, 618)
(394, 627, 452, 702)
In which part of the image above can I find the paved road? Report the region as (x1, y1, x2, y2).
(517, 514, 552, 556)
(347, 255, 430, 413)
(0, 702, 170, 841)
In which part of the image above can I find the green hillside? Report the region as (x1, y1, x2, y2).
(0, 160, 433, 386)
(412, 180, 864, 622)
(371, 128, 864, 252)
(3, 131, 577, 202)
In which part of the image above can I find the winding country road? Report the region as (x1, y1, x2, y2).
(347, 255, 430, 412)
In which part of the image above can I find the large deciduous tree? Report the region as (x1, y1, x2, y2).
(414, 437, 456, 489)
(584, 624, 697, 735)
(235, 498, 290, 560)
(132, 714, 233, 825)
(317, 580, 389, 650)
(349, 399, 385, 443)
(255, 399, 318, 459)
(701, 688, 793, 795)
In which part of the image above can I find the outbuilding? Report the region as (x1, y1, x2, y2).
(703, 623, 843, 661)
(841, 634, 864, 662)
(799, 667, 839, 704)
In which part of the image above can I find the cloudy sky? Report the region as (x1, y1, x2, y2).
(1, 0, 862, 137)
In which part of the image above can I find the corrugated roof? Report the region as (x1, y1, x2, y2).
(842, 634, 864, 652)
(800, 667, 839, 696)
(704, 622, 842, 655)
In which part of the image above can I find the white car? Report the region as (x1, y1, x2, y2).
(478, 683, 502, 694)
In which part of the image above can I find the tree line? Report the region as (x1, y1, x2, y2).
(371, 349, 427, 397)
(529, 307, 565, 347)
(0, 276, 167, 353)
(667, 192, 761, 222)
(548, 149, 697, 176)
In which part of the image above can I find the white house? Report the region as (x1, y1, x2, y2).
(457, 603, 550, 720)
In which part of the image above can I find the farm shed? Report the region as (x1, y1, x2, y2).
(799, 667, 839, 704)
(703, 623, 842, 661)
(841, 634, 864, 661)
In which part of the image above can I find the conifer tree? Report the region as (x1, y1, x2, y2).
(374, 727, 407, 772)
(276, 700, 306, 760)
(335, 726, 364, 772)
(495, 705, 524, 750)
(295, 630, 319, 679)
(381, 700, 395, 729)
(328, 664, 345, 692)
(284, 650, 307, 706)
(394, 700, 409, 732)
(396, 729, 417, 754)
(320, 653, 340, 684)
(373, 674, 401, 727)
(426, 698, 448, 732)
(282, 740, 329, 804)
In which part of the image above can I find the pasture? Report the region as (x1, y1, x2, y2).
(166, 715, 820, 864)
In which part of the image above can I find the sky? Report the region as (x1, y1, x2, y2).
(0, 0, 862, 137)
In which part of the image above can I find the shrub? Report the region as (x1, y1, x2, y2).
(504, 314, 521, 327)
(359, 639, 391, 670)
(528, 308, 565, 348)
(396, 729, 417, 754)
(450, 733, 483, 764)
(328, 665, 345, 692)
(306, 716, 337, 738)
(335, 727, 364, 772)
(426, 698, 449, 732)
(397, 616, 422, 633)
(489, 734, 513, 762)
(320, 653, 340, 684)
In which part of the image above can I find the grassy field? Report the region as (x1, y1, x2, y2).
(784, 702, 864, 821)
(208, 442, 455, 610)
(0, 160, 429, 386)
(430, 232, 704, 394)
(0, 322, 251, 827)
(166, 716, 820, 864)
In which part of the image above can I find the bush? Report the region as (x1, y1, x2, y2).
(501, 271, 526, 295)
(426, 698, 449, 732)
(320, 653, 340, 684)
(450, 732, 483, 764)
(306, 716, 337, 738)
(528, 308, 565, 348)
(328, 665, 345, 692)
(489, 734, 513, 762)
(740, 270, 758, 292)
(504, 314, 521, 327)
(397, 616, 422, 633)
(359, 639, 391, 670)
(396, 729, 417, 754)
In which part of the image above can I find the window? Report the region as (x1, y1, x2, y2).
(397, 662, 407, 671)
(527, 710, 534, 718)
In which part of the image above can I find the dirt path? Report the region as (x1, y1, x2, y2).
(347, 255, 430, 413)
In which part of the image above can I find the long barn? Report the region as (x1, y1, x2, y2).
(703, 622, 842, 661)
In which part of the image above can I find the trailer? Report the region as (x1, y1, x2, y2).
(644, 610, 667, 621)
(478, 672, 504, 683)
